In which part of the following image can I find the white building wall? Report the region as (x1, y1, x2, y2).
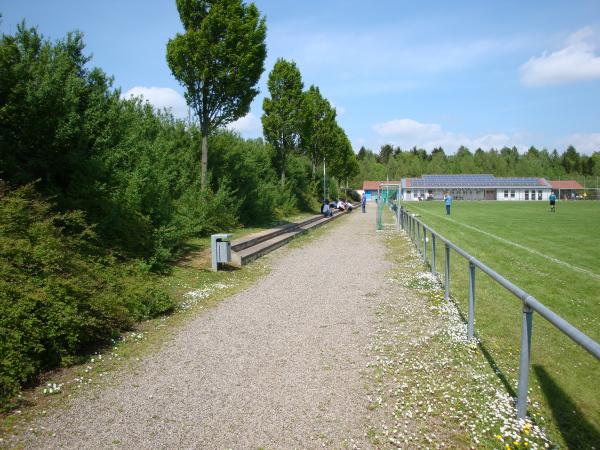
(402, 187, 552, 201)
(496, 188, 551, 201)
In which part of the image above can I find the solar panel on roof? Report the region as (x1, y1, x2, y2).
(405, 174, 552, 189)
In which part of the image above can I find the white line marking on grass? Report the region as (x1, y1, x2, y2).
(408, 205, 600, 281)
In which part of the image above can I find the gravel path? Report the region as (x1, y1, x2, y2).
(25, 207, 390, 449)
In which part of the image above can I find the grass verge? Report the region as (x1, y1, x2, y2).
(364, 208, 554, 449)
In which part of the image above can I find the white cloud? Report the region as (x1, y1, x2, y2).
(559, 133, 600, 154)
(226, 112, 262, 137)
(122, 86, 189, 119)
(372, 118, 514, 152)
(373, 118, 442, 139)
(226, 112, 262, 135)
(520, 27, 600, 86)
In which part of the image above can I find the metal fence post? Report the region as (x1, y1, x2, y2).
(422, 226, 427, 263)
(431, 234, 436, 275)
(445, 244, 450, 300)
(396, 203, 401, 231)
(417, 221, 421, 254)
(517, 305, 533, 418)
(468, 262, 475, 340)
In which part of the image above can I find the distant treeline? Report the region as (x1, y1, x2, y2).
(354, 145, 600, 184)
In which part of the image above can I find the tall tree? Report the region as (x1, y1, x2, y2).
(166, 0, 267, 189)
(325, 124, 358, 194)
(379, 144, 393, 164)
(591, 152, 600, 176)
(357, 146, 368, 160)
(561, 145, 581, 174)
(262, 58, 304, 186)
(300, 85, 337, 172)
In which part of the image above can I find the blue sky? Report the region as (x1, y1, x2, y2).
(2, 0, 600, 154)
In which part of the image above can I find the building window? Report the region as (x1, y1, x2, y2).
(525, 190, 529, 200)
(538, 190, 542, 200)
(504, 190, 509, 198)
(510, 190, 515, 198)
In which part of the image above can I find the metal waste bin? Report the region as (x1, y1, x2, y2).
(211, 233, 232, 271)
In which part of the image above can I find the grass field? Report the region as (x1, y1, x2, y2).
(398, 200, 600, 448)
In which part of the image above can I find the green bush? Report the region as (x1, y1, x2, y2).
(0, 184, 174, 405)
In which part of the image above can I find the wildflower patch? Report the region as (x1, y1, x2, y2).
(180, 282, 232, 310)
(364, 229, 553, 449)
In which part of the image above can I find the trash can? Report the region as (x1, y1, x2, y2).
(211, 233, 232, 271)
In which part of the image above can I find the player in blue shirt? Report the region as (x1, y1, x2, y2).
(444, 193, 452, 215)
(549, 192, 556, 212)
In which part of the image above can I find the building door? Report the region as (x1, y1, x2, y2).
(485, 190, 495, 200)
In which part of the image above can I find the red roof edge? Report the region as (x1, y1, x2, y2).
(549, 180, 584, 189)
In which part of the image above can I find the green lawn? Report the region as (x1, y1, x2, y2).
(399, 200, 600, 449)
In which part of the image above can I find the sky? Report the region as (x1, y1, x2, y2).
(2, 0, 600, 155)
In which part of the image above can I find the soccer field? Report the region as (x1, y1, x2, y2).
(399, 200, 600, 448)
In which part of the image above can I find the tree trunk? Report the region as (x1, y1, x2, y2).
(280, 169, 286, 187)
(323, 159, 326, 201)
(201, 132, 208, 190)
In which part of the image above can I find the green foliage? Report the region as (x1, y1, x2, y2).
(592, 153, 600, 176)
(262, 58, 304, 186)
(168, 0, 266, 130)
(284, 153, 316, 213)
(167, 0, 267, 188)
(207, 130, 319, 222)
(328, 124, 359, 183)
(0, 24, 245, 264)
(301, 85, 337, 165)
(0, 184, 174, 405)
(0, 23, 111, 198)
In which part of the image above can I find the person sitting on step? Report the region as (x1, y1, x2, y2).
(322, 199, 332, 217)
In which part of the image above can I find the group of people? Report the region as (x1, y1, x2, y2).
(321, 198, 353, 217)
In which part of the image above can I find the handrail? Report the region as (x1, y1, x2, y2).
(397, 206, 600, 419)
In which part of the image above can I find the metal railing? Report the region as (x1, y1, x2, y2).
(396, 206, 600, 419)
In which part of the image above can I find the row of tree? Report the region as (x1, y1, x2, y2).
(0, 0, 357, 404)
(166, 0, 358, 198)
(354, 145, 600, 184)
(262, 59, 359, 193)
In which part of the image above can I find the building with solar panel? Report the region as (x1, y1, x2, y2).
(400, 174, 552, 201)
